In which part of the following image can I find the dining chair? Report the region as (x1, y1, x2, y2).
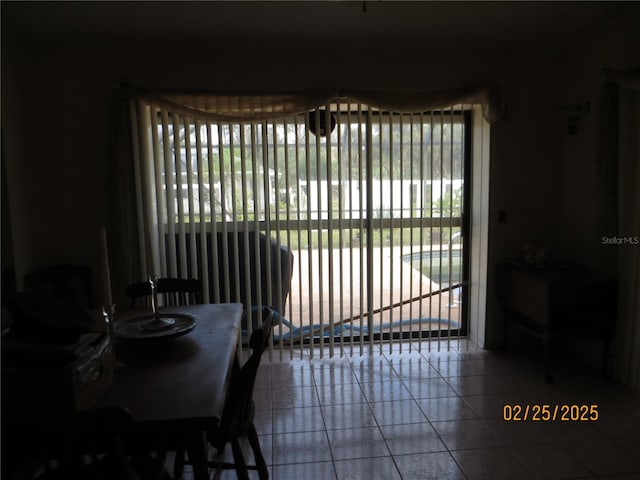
(174, 306, 276, 480)
(125, 278, 202, 308)
(3, 406, 157, 480)
(24, 264, 94, 309)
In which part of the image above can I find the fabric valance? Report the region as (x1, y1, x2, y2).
(128, 83, 504, 123)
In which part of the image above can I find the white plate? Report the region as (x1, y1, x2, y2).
(113, 313, 196, 341)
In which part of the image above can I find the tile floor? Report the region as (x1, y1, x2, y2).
(187, 339, 640, 480)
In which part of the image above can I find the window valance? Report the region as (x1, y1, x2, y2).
(128, 83, 504, 123)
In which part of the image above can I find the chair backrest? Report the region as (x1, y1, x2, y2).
(125, 278, 202, 308)
(24, 264, 94, 309)
(215, 306, 276, 445)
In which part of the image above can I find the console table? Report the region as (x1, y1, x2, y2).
(497, 262, 616, 382)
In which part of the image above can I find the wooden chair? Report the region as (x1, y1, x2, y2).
(24, 264, 94, 309)
(3, 407, 165, 480)
(174, 306, 276, 480)
(125, 278, 202, 308)
(38, 407, 136, 480)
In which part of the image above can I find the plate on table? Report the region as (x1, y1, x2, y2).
(112, 313, 196, 341)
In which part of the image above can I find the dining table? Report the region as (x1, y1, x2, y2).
(95, 302, 243, 480)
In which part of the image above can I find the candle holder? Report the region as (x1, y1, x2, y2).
(101, 304, 116, 337)
(149, 275, 158, 316)
(140, 275, 176, 332)
(109, 275, 196, 341)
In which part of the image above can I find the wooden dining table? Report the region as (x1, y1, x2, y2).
(95, 303, 243, 480)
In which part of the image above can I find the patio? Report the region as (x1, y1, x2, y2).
(277, 245, 462, 344)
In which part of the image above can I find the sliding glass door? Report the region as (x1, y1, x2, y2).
(134, 100, 470, 357)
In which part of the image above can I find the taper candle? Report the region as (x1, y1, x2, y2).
(100, 227, 113, 307)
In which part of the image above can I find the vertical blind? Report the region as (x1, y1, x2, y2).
(131, 98, 481, 358)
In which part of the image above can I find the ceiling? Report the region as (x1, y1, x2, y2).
(1, 1, 631, 51)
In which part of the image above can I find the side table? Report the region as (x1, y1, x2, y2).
(497, 262, 617, 382)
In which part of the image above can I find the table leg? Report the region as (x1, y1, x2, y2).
(186, 431, 209, 480)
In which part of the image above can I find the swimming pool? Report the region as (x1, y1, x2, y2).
(402, 248, 462, 286)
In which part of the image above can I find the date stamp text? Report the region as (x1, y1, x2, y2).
(503, 404, 599, 422)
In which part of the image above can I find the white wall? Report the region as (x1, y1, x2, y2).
(557, 11, 640, 271)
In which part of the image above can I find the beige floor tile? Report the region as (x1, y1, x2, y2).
(270, 385, 320, 409)
(316, 381, 367, 405)
(431, 418, 503, 450)
(418, 395, 478, 421)
(272, 406, 325, 434)
(369, 398, 429, 425)
(360, 379, 412, 402)
(271, 430, 332, 465)
(507, 443, 591, 480)
(562, 438, 640, 476)
(403, 377, 458, 399)
(334, 456, 401, 480)
(394, 451, 466, 480)
(380, 422, 447, 455)
(270, 462, 336, 480)
(326, 426, 390, 461)
(321, 403, 377, 430)
(451, 447, 533, 480)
